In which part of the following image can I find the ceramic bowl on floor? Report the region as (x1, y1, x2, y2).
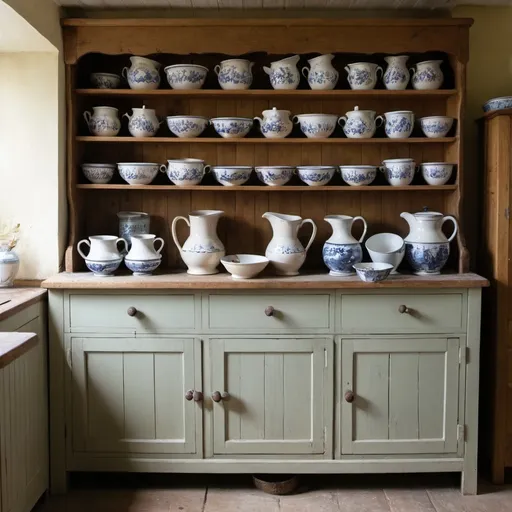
(353, 262, 394, 283)
(339, 165, 378, 187)
(90, 72, 121, 89)
(210, 117, 253, 139)
(125, 258, 162, 276)
(221, 254, 269, 279)
(420, 162, 454, 186)
(85, 258, 122, 277)
(211, 166, 252, 186)
(166, 116, 209, 138)
(296, 166, 336, 186)
(164, 64, 208, 90)
(419, 116, 454, 138)
(255, 166, 294, 187)
(82, 163, 116, 184)
(365, 233, 405, 273)
(483, 96, 512, 113)
(118, 163, 160, 185)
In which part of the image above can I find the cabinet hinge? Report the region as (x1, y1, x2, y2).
(457, 424, 465, 443)
(459, 347, 468, 365)
(324, 349, 328, 369)
(506, 207, 510, 220)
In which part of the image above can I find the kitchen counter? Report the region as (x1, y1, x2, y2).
(0, 288, 47, 322)
(0, 331, 38, 369)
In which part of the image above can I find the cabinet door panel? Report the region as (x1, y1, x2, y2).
(341, 337, 460, 455)
(211, 338, 332, 456)
(71, 337, 201, 455)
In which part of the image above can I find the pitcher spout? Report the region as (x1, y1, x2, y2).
(400, 211, 415, 228)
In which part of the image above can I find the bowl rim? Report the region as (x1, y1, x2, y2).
(365, 233, 405, 254)
(485, 96, 512, 104)
(339, 165, 378, 170)
(419, 116, 454, 122)
(90, 72, 121, 79)
(221, 254, 269, 265)
(117, 162, 160, 166)
(166, 115, 209, 121)
(211, 166, 253, 170)
(294, 113, 338, 118)
(419, 162, 455, 166)
(82, 163, 116, 168)
(296, 166, 336, 171)
(255, 166, 295, 170)
(210, 117, 253, 122)
(384, 110, 415, 116)
(353, 262, 394, 271)
(164, 64, 209, 72)
(166, 158, 204, 164)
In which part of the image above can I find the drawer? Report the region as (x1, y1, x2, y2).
(68, 294, 197, 333)
(340, 293, 465, 334)
(205, 293, 332, 333)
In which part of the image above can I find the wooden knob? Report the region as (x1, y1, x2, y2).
(127, 306, 137, 317)
(212, 391, 229, 402)
(344, 391, 355, 403)
(193, 391, 203, 402)
(185, 390, 194, 401)
(265, 306, 275, 317)
(398, 305, 409, 314)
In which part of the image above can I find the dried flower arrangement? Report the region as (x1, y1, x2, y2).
(0, 223, 20, 250)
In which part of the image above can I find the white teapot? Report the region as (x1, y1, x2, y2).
(123, 106, 162, 138)
(302, 54, 339, 90)
(263, 55, 300, 90)
(338, 106, 383, 139)
(254, 107, 293, 139)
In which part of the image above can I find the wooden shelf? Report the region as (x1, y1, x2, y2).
(76, 136, 457, 144)
(75, 88, 458, 99)
(76, 184, 457, 192)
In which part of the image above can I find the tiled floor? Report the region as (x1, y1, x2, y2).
(37, 474, 512, 511)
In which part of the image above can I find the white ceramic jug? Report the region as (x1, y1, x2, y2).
(254, 107, 293, 139)
(383, 55, 410, 90)
(338, 106, 383, 139)
(345, 62, 383, 90)
(410, 60, 444, 90)
(77, 235, 127, 261)
(122, 56, 161, 90)
(263, 55, 301, 90)
(83, 106, 121, 137)
(123, 106, 162, 138)
(214, 59, 254, 90)
(263, 212, 317, 276)
(302, 54, 339, 90)
(322, 215, 367, 276)
(126, 234, 164, 261)
(171, 210, 225, 275)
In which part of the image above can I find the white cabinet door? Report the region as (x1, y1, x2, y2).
(70, 337, 201, 455)
(341, 337, 460, 455)
(210, 338, 333, 456)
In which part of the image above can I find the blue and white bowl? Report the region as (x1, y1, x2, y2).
(255, 166, 294, 187)
(161, 158, 208, 187)
(210, 117, 253, 139)
(483, 96, 512, 113)
(125, 258, 161, 276)
(211, 166, 252, 187)
(82, 163, 115, 184)
(420, 162, 454, 186)
(419, 116, 454, 138)
(384, 111, 414, 139)
(381, 158, 416, 187)
(118, 163, 159, 185)
(85, 258, 122, 276)
(293, 114, 338, 139)
(166, 116, 208, 138)
(90, 72, 121, 89)
(406, 242, 449, 275)
(339, 165, 377, 187)
(296, 166, 336, 186)
(353, 262, 394, 283)
(164, 64, 208, 90)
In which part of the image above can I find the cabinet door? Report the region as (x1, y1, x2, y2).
(70, 337, 201, 455)
(341, 337, 460, 455)
(210, 338, 332, 456)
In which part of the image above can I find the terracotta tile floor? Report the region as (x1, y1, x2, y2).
(36, 474, 512, 512)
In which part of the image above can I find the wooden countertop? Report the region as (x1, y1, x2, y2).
(0, 288, 47, 322)
(0, 332, 38, 369)
(41, 271, 489, 290)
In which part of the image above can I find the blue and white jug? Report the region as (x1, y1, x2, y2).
(383, 55, 410, 90)
(122, 56, 161, 90)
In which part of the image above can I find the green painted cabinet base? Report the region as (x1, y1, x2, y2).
(48, 288, 482, 495)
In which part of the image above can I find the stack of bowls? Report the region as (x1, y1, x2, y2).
(365, 233, 405, 274)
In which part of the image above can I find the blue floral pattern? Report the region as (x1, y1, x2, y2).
(212, 119, 252, 137)
(297, 170, 333, 184)
(166, 68, 206, 88)
(85, 259, 121, 275)
(218, 65, 252, 87)
(167, 167, 204, 183)
(423, 166, 449, 179)
(483, 97, 512, 112)
(299, 121, 335, 137)
(343, 118, 371, 137)
(385, 116, 413, 137)
(385, 167, 414, 180)
(261, 120, 288, 135)
(88, 117, 120, 136)
(273, 245, 303, 255)
(128, 68, 160, 86)
(420, 120, 451, 136)
(308, 70, 338, 87)
(167, 118, 206, 137)
(213, 170, 250, 184)
(269, 66, 297, 87)
(412, 66, 442, 87)
(255, 169, 293, 184)
(384, 68, 407, 86)
(129, 116, 157, 135)
(91, 75, 120, 89)
(354, 266, 392, 283)
(183, 244, 222, 253)
(341, 169, 376, 186)
(322, 242, 362, 274)
(119, 166, 158, 184)
(348, 69, 372, 87)
(125, 259, 161, 275)
(406, 242, 449, 274)
(82, 165, 114, 184)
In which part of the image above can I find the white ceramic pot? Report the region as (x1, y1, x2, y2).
(339, 165, 378, 187)
(172, 210, 225, 275)
(117, 211, 150, 245)
(254, 107, 293, 139)
(211, 166, 252, 187)
(118, 163, 159, 185)
(255, 166, 294, 187)
(419, 116, 454, 138)
(0, 246, 19, 288)
(166, 116, 208, 138)
(296, 166, 336, 186)
(161, 158, 209, 187)
(411, 60, 444, 90)
(420, 162, 454, 186)
(164, 64, 208, 90)
(124, 106, 162, 138)
(293, 114, 338, 139)
(78, 235, 127, 261)
(384, 110, 414, 139)
(90, 72, 121, 89)
(365, 233, 405, 274)
(125, 234, 163, 276)
(210, 117, 253, 139)
(221, 254, 269, 279)
(82, 163, 115, 184)
(383, 56, 410, 90)
(322, 215, 367, 276)
(84, 106, 121, 137)
(122, 56, 161, 90)
(381, 158, 416, 186)
(302, 54, 339, 90)
(338, 106, 383, 139)
(214, 59, 254, 90)
(263, 55, 301, 90)
(263, 212, 317, 276)
(345, 62, 383, 90)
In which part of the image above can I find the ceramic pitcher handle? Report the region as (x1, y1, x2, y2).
(214, 64, 221, 76)
(376, 66, 384, 78)
(352, 216, 368, 243)
(300, 219, 317, 253)
(375, 115, 384, 128)
(301, 66, 310, 79)
(292, 115, 300, 125)
(409, 67, 416, 77)
(160, 164, 167, 173)
(442, 215, 458, 242)
(171, 216, 190, 252)
(204, 165, 211, 174)
(253, 116, 263, 124)
(338, 116, 347, 127)
(77, 239, 90, 259)
(116, 237, 128, 254)
(83, 111, 92, 124)
(153, 237, 164, 254)
(121, 67, 128, 79)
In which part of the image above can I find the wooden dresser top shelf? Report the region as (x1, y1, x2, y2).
(0, 288, 47, 323)
(0, 332, 38, 370)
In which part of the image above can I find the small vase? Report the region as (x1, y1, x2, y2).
(383, 56, 410, 90)
(0, 246, 20, 288)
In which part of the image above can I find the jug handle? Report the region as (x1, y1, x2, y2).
(263, 66, 272, 75)
(214, 64, 221, 76)
(121, 67, 128, 79)
(153, 237, 165, 254)
(292, 115, 300, 125)
(301, 66, 310, 79)
(409, 67, 416, 77)
(442, 216, 458, 242)
(376, 66, 384, 79)
(171, 216, 190, 252)
(338, 116, 347, 127)
(300, 219, 317, 253)
(352, 216, 368, 243)
(83, 111, 92, 124)
(77, 239, 90, 260)
(159, 164, 167, 173)
(253, 116, 263, 124)
(375, 115, 384, 128)
(116, 237, 128, 254)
